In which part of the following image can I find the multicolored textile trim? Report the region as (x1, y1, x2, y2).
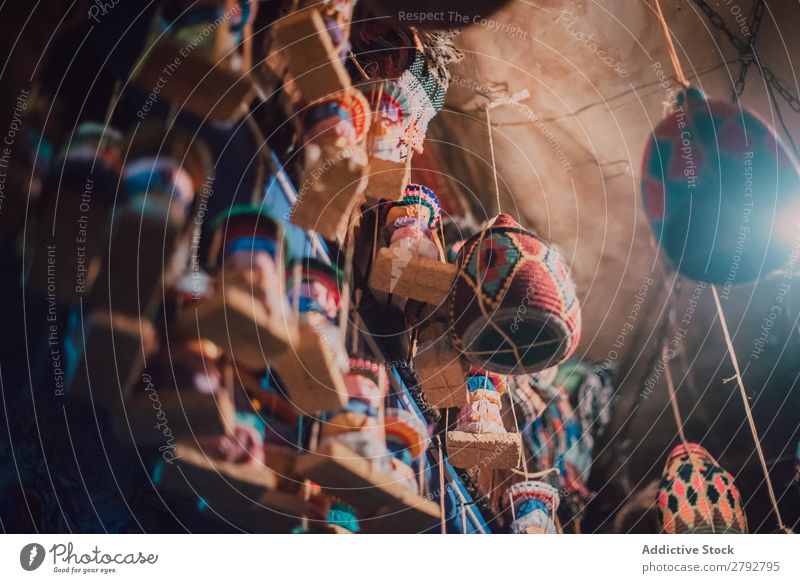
(508, 480, 561, 534)
(642, 86, 800, 284)
(349, 17, 461, 153)
(328, 499, 360, 533)
(658, 443, 748, 534)
(60, 122, 123, 169)
(465, 367, 507, 394)
(304, 90, 371, 145)
(343, 357, 387, 410)
(383, 183, 442, 229)
(383, 407, 430, 461)
(58, 122, 123, 197)
(286, 257, 343, 320)
(224, 236, 277, 259)
(369, 80, 412, 162)
(448, 214, 582, 374)
(210, 205, 282, 266)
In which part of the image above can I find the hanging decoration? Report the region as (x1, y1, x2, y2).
(28, 122, 123, 305)
(290, 90, 371, 241)
(413, 320, 468, 409)
(182, 205, 299, 371)
(125, 338, 235, 442)
(368, 183, 457, 305)
(315, 357, 389, 460)
(658, 443, 748, 534)
(510, 370, 593, 520)
(132, 0, 257, 123)
(272, 0, 354, 104)
(350, 19, 462, 200)
(364, 80, 414, 199)
(273, 257, 351, 413)
(68, 310, 158, 405)
(296, 357, 441, 531)
(448, 213, 581, 374)
(446, 368, 522, 470)
(642, 86, 800, 284)
(507, 480, 561, 534)
(383, 407, 431, 494)
(91, 124, 213, 317)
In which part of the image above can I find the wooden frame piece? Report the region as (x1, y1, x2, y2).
(295, 440, 440, 532)
(365, 154, 412, 201)
(157, 442, 308, 531)
(69, 311, 157, 406)
(414, 326, 467, 408)
(271, 319, 349, 414)
(132, 1, 254, 123)
(121, 388, 235, 443)
(181, 284, 299, 371)
(368, 247, 457, 306)
(445, 431, 522, 470)
(93, 195, 190, 316)
(272, 7, 352, 104)
(290, 143, 367, 241)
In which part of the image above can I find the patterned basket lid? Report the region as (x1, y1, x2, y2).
(642, 86, 800, 284)
(658, 443, 748, 534)
(448, 214, 581, 374)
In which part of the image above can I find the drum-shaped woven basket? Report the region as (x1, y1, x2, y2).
(448, 214, 581, 374)
(642, 87, 800, 284)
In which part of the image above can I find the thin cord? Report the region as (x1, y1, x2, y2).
(485, 107, 502, 214)
(652, 0, 690, 87)
(506, 386, 528, 475)
(663, 345, 690, 447)
(438, 440, 447, 534)
(663, 343, 715, 533)
(710, 284, 787, 532)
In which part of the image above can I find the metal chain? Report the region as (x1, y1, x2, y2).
(732, 0, 765, 100)
(692, 0, 800, 112)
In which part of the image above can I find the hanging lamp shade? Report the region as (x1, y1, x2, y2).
(642, 87, 800, 284)
(508, 480, 561, 534)
(658, 443, 748, 534)
(448, 214, 581, 374)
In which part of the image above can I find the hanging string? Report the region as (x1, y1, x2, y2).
(438, 439, 447, 534)
(484, 106, 502, 214)
(662, 343, 716, 533)
(662, 345, 690, 447)
(506, 385, 528, 475)
(652, 0, 690, 87)
(509, 467, 559, 480)
(710, 284, 788, 532)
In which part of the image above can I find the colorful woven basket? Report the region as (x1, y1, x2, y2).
(642, 87, 800, 284)
(448, 214, 581, 374)
(658, 443, 748, 534)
